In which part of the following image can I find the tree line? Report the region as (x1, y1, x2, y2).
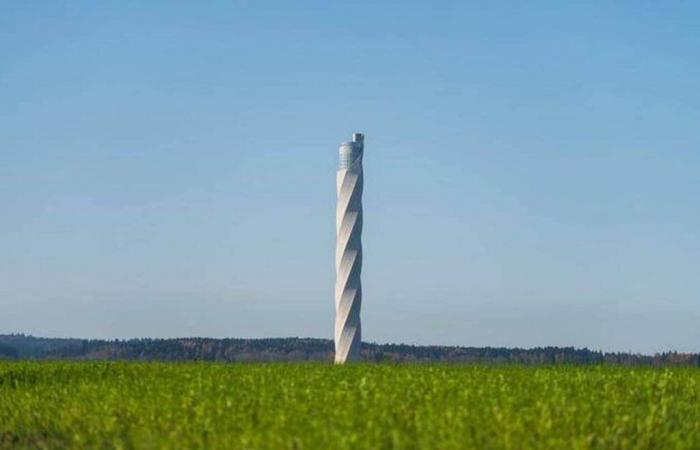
(1, 334, 698, 366)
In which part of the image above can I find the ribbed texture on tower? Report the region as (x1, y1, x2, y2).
(335, 133, 364, 363)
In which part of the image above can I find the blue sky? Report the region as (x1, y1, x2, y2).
(1, 1, 698, 353)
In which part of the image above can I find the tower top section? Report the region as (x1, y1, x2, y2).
(338, 132, 364, 170)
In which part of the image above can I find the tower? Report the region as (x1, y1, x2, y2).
(335, 132, 364, 363)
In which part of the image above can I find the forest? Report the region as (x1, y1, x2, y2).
(1, 334, 697, 366)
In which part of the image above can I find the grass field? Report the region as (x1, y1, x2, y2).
(2, 362, 700, 449)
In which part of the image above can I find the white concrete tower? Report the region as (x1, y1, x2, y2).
(335, 132, 364, 363)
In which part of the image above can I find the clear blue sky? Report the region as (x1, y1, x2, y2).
(2, 1, 698, 353)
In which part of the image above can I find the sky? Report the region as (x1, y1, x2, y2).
(1, 1, 699, 354)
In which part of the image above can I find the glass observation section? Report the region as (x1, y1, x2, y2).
(339, 143, 361, 170)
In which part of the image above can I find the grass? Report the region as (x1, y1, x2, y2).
(1, 361, 700, 449)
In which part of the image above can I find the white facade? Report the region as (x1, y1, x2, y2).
(335, 133, 364, 363)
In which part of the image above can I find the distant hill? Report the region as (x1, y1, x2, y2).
(1, 334, 698, 366)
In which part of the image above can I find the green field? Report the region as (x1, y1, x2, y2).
(2, 362, 700, 449)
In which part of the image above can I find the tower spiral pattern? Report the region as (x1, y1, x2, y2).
(335, 133, 364, 363)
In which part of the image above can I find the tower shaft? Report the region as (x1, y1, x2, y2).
(335, 133, 364, 363)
